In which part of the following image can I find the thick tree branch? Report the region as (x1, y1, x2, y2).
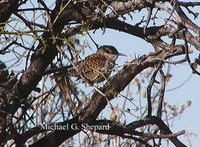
(108, 0, 153, 17)
(5, 0, 94, 115)
(0, 0, 19, 30)
(174, 1, 200, 34)
(1, 0, 198, 146)
(0, 0, 20, 143)
(63, 17, 200, 51)
(30, 45, 188, 146)
(0, 1, 97, 144)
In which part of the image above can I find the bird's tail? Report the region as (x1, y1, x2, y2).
(53, 72, 72, 98)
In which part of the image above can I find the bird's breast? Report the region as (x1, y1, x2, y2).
(66, 54, 116, 83)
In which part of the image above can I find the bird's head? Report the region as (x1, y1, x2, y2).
(97, 45, 126, 61)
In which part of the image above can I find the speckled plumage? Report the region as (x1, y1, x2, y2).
(67, 45, 125, 83)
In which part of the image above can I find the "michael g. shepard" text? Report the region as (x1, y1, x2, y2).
(40, 123, 111, 131)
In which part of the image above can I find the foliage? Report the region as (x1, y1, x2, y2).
(0, 0, 200, 146)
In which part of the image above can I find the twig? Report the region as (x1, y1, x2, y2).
(147, 63, 162, 116)
(157, 69, 165, 118)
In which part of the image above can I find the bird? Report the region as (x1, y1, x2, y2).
(50, 45, 125, 99)
(64, 45, 126, 83)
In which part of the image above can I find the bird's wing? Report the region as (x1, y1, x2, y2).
(68, 54, 108, 82)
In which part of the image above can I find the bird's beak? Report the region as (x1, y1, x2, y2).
(118, 52, 127, 57)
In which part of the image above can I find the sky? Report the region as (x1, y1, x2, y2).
(86, 4, 200, 146)
(88, 28, 200, 147)
(1, 0, 200, 146)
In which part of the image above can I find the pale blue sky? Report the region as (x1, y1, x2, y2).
(88, 27, 200, 147)
(1, 1, 199, 146)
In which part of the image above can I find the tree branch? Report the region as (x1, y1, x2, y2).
(30, 45, 187, 146)
(0, 0, 19, 30)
